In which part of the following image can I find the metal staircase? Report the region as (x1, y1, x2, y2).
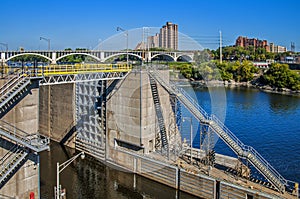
(149, 75, 169, 153)
(0, 74, 31, 114)
(0, 145, 28, 186)
(0, 120, 49, 153)
(148, 69, 288, 192)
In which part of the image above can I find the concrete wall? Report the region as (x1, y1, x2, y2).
(0, 146, 39, 199)
(0, 78, 40, 198)
(106, 70, 175, 154)
(0, 79, 39, 133)
(38, 84, 75, 144)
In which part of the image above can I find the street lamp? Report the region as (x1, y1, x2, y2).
(117, 27, 129, 66)
(0, 43, 8, 51)
(40, 36, 51, 51)
(55, 151, 85, 199)
(182, 116, 193, 164)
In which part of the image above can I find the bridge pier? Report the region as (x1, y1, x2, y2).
(51, 52, 57, 64)
(1, 52, 5, 62)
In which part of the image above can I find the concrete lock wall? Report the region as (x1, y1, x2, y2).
(106, 70, 175, 154)
(38, 84, 75, 145)
(0, 79, 40, 198)
(0, 144, 39, 199)
(0, 80, 39, 133)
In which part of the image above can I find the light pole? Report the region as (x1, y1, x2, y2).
(0, 43, 8, 77)
(0, 43, 8, 51)
(183, 116, 193, 164)
(55, 152, 85, 199)
(117, 27, 129, 66)
(98, 39, 102, 50)
(40, 36, 51, 51)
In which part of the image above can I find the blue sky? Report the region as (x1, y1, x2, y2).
(0, 0, 299, 51)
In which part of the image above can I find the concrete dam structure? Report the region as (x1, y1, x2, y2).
(0, 64, 298, 198)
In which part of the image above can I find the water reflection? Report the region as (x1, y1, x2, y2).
(40, 142, 198, 199)
(267, 93, 300, 114)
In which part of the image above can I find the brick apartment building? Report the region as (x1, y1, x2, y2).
(235, 36, 269, 51)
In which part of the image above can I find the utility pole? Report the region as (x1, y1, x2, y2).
(219, 31, 222, 63)
(117, 27, 129, 66)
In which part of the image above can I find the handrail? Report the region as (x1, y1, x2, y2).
(0, 76, 18, 94)
(0, 146, 24, 173)
(210, 115, 245, 149)
(0, 145, 18, 167)
(148, 69, 298, 192)
(0, 120, 49, 151)
(149, 70, 209, 120)
(177, 86, 209, 120)
(245, 145, 287, 184)
(0, 74, 26, 98)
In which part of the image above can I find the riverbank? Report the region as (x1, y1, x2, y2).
(188, 79, 300, 97)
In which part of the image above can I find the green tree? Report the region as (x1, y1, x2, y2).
(263, 63, 300, 90)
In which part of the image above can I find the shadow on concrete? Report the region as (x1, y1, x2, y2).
(0, 137, 39, 189)
(0, 79, 40, 119)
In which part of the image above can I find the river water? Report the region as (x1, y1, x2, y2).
(40, 86, 300, 198)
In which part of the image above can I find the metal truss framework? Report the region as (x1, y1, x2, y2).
(39, 71, 128, 85)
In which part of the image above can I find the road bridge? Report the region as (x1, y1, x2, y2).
(0, 50, 195, 64)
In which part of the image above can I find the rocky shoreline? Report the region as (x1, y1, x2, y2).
(188, 79, 300, 97)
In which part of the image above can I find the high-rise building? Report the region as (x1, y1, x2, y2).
(159, 22, 178, 50)
(147, 33, 159, 48)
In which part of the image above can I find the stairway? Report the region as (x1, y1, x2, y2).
(148, 69, 287, 192)
(0, 74, 31, 114)
(0, 145, 28, 186)
(0, 120, 49, 153)
(149, 75, 169, 152)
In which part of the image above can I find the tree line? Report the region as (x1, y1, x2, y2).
(170, 60, 300, 91)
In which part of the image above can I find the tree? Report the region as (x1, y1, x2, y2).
(263, 63, 300, 90)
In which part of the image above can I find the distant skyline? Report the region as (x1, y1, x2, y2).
(0, 0, 299, 51)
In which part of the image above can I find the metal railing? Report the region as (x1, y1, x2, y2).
(0, 120, 49, 152)
(14, 64, 131, 77)
(0, 145, 19, 168)
(210, 115, 245, 150)
(244, 145, 288, 185)
(0, 64, 132, 78)
(0, 74, 27, 98)
(147, 69, 299, 193)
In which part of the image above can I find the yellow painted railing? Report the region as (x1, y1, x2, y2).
(1, 63, 132, 77)
(37, 63, 132, 76)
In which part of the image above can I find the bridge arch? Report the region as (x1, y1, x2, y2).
(175, 54, 193, 62)
(6, 53, 52, 62)
(103, 53, 143, 62)
(151, 53, 175, 62)
(56, 53, 101, 62)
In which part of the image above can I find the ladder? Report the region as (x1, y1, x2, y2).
(149, 75, 169, 153)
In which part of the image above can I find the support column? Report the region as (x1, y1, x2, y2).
(100, 51, 105, 62)
(146, 51, 151, 62)
(1, 52, 5, 62)
(51, 52, 57, 64)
